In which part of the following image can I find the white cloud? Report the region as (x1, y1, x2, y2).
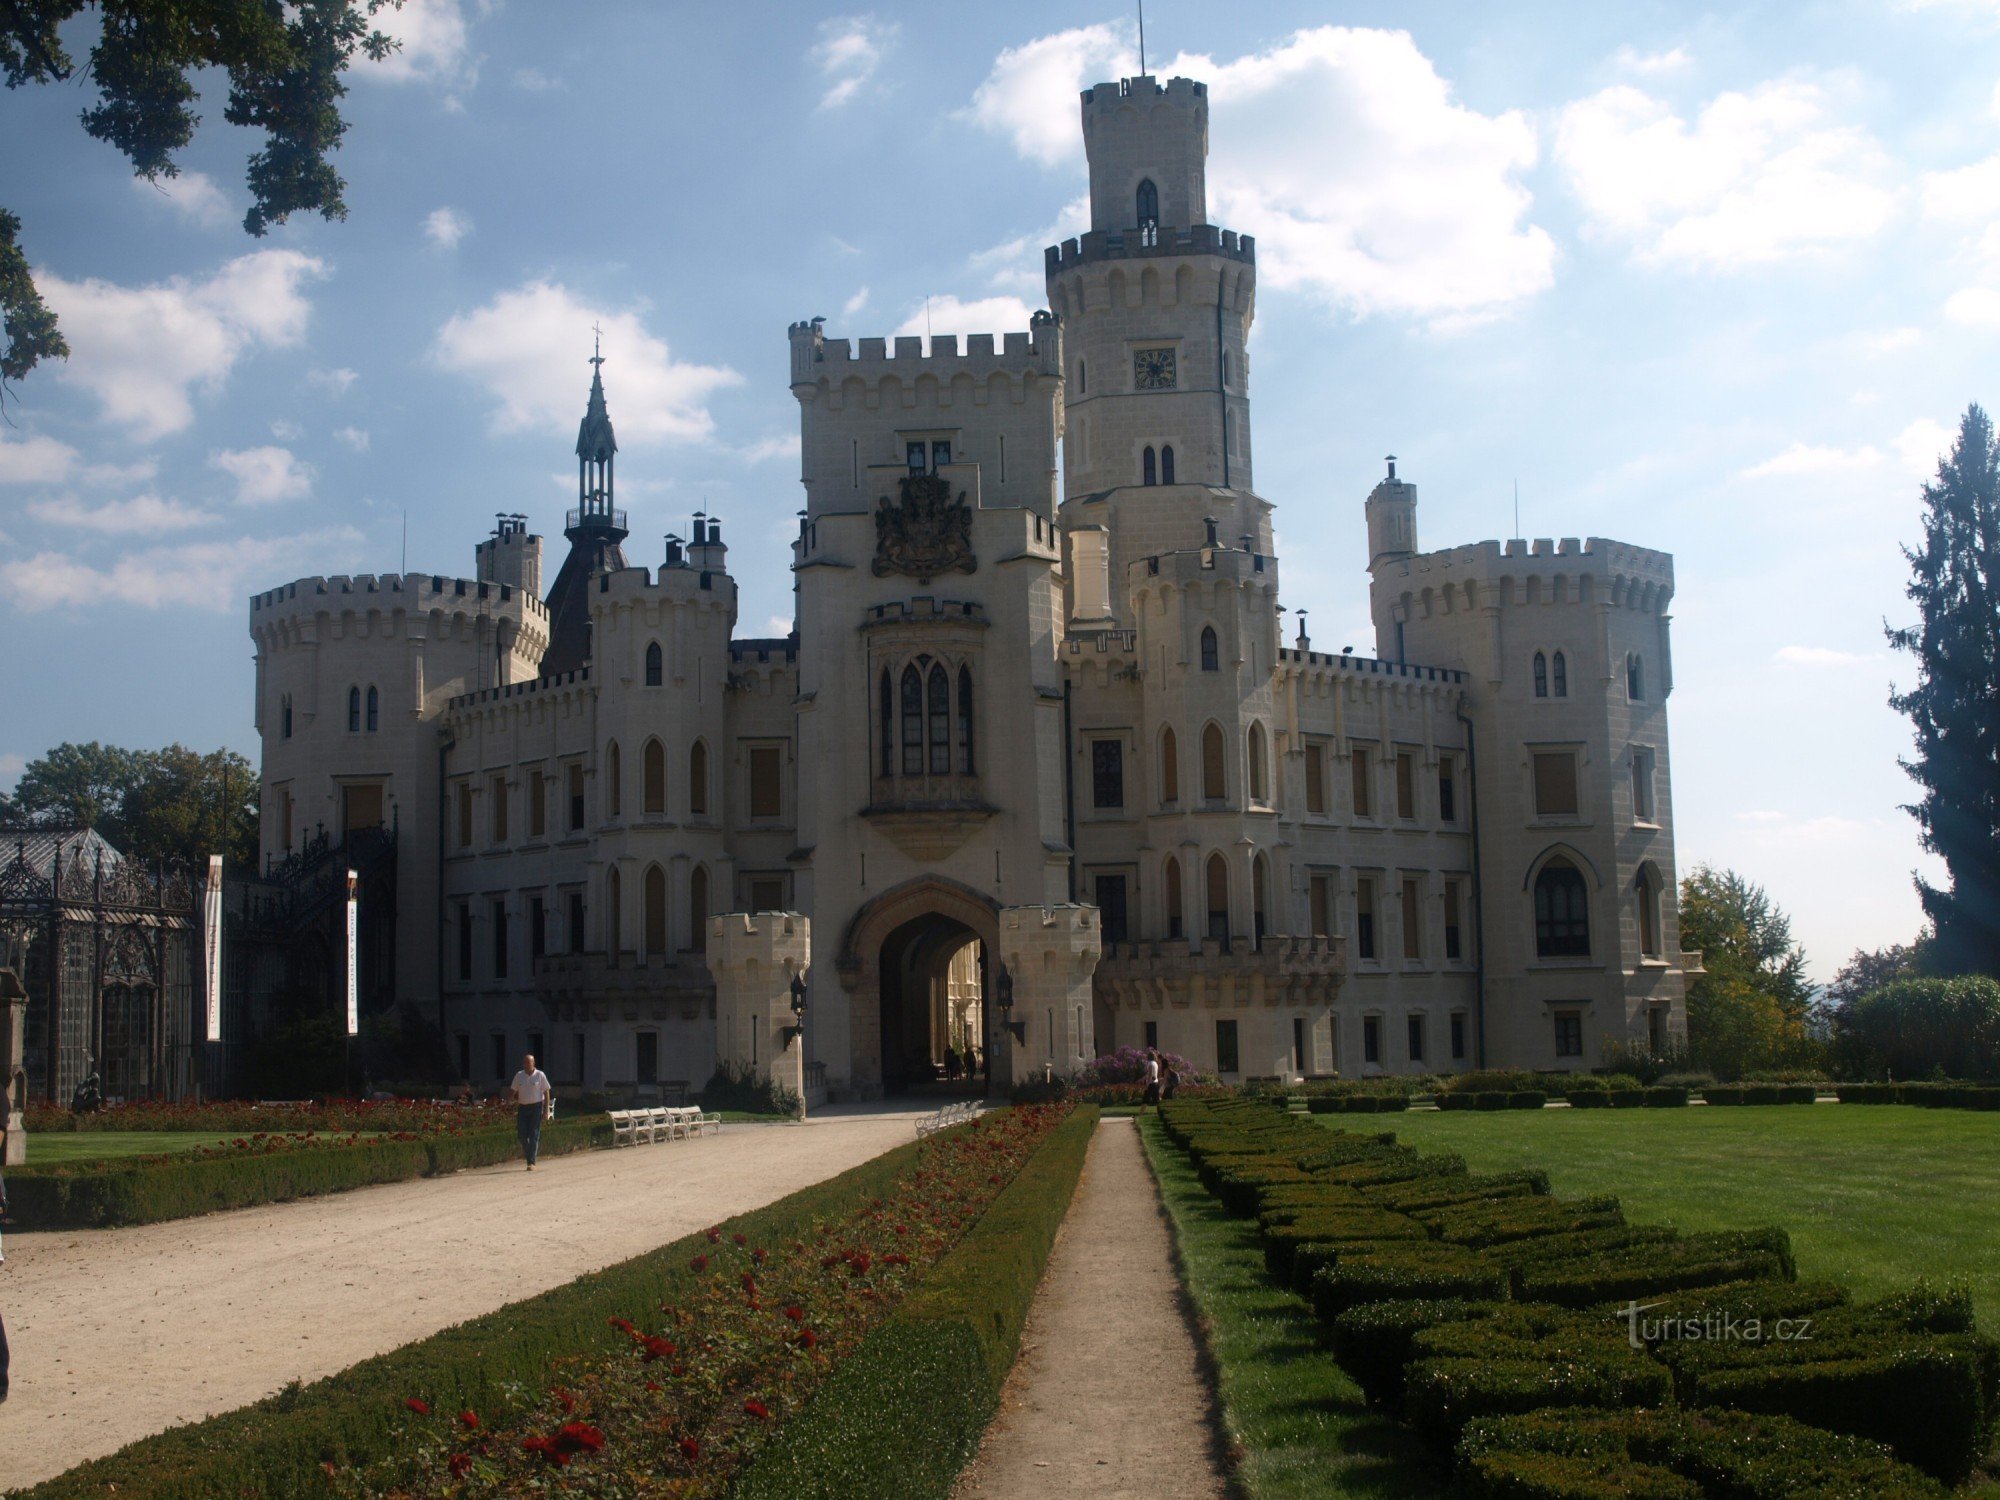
(965, 26, 1556, 326)
(891, 294, 1040, 343)
(1556, 80, 1898, 268)
(1895, 417, 1955, 476)
(269, 418, 304, 442)
(1922, 150, 2000, 221)
(968, 196, 1089, 297)
(1861, 326, 1923, 352)
(812, 15, 899, 109)
(0, 527, 364, 613)
(739, 434, 801, 465)
(513, 67, 563, 92)
(1944, 286, 2000, 326)
(309, 367, 358, 395)
(367, 0, 476, 92)
(27, 494, 216, 535)
(964, 23, 1135, 167)
(1612, 45, 1693, 77)
(40, 250, 327, 440)
(433, 280, 741, 444)
(1740, 441, 1882, 478)
(424, 206, 472, 250)
(210, 445, 313, 505)
(0, 432, 80, 484)
(1773, 645, 1885, 666)
(334, 425, 371, 452)
(842, 286, 871, 319)
(130, 170, 233, 229)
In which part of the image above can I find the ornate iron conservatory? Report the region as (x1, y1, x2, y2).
(0, 828, 198, 1103)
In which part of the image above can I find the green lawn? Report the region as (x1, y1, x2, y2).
(21, 1131, 253, 1165)
(1367, 1104, 2000, 1320)
(1139, 1115, 1441, 1500)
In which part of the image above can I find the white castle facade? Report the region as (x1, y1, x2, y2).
(249, 76, 1692, 1098)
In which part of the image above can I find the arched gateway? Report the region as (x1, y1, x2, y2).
(837, 877, 999, 1096)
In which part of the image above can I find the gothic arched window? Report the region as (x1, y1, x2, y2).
(1200, 626, 1219, 672)
(1164, 855, 1184, 939)
(958, 665, 976, 774)
(900, 666, 924, 775)
(643, 864, 667, 954)
(1534, 859, 1590, 957)
(1553, 651, 1569, 698)
(365, 686, 379, 732)
(606, 741, 621, 816)
(348, 686, 361, 732)
(1627, 653, 1645, 701)
(1532, 652, 1548, 699)
(1206, 853, 1230, 942)
(689, 739, 709, 816)
(606, 866, 622, 954)
(1136, 178, 1158, 227)
(1247, 723, 1267, 802)
(1143, 446, 1157, 486)
(689, 866, 708, 952)
(645, 641, 662, 687)
(927, 663, 950, 774)
(1161, 445, 1176, 484)
(281, 694, 292, 739)
(643, 739, 666, 815)
(879, 669, 894, 777)
(1201, 723, 1226, 801)
(1160, 726, 1179, 803)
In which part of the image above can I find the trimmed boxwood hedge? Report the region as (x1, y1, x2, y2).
(8, 1117, 606, 1228)
(727, 1105, 1097, 1500)
(1456, 1407, 1948, 1499)
(1153, 1097, 1991, 1496)
(19, 1107, 1096, 1500)
(1703, 1084, 1818, 1106)
(1834, 1082, 2000, 1109)
(1303, 1092, 1412, 1113)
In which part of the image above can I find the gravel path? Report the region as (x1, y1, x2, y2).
(953, 1116, 1228, 1500)
(0, 1107, 922, 1493)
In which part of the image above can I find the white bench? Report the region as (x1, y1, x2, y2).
(915, 1099, 980, 1137)
(608, 1105, 721, 1146)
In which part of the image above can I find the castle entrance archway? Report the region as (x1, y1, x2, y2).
(837, 877, 999, 1099)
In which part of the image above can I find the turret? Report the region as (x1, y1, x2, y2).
(541, 342, 630, 677)
(1081, 76, 1209, 235)
(1366, 456, 1418, 572)
(476, 513, 543, 595)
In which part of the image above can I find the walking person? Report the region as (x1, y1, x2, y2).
(1140, 1048, 1162, 1111)
(509, 1053, 554, 1170)
(1163, 1061, 1181, 1101)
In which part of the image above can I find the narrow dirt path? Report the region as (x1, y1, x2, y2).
(0, 1108, 920, 1493)
(953, 1116, 1229, 1500)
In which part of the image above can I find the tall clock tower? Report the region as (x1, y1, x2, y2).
(1045, 76, 1263, 609)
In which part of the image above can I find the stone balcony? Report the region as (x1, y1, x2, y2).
(1093, 933, 1346, 1011)
(533, 950, 714, 1024)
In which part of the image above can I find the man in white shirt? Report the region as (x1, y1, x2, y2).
(509, 1053, 554, 1170)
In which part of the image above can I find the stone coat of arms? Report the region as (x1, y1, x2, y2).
(873, 473, 977, 582)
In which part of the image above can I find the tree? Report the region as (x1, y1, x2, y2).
(1824, 940, 1927, 1008)
(1888, 403, 2000, 979)
(1, 2, 399, 393)
(1678, 865, 1816, 1078)
(1834, 975, 2000, 1080)
(6, 740, 257, 868)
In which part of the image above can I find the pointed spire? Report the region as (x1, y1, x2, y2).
(576, 330, 617, 463)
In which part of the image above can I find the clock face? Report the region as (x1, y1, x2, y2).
(1133, 347, 1177, 390)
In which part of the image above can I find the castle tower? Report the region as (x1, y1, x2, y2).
(1366, 457, 1419, 660)
(1046, 77, 1258, 522)
(476, 513, 543, 596)
(541, 343, 630, 676)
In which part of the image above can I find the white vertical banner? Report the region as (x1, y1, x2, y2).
(345, 868, 360, 1037)
(203, 854, 225, 1041)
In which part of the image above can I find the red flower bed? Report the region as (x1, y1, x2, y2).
(24, 1096, 514, 1136)
(342, 1103, 1071, 1497)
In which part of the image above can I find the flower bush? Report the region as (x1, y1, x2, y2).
(336, 1103, 1074, 1497)
(1068, 1082, 1235, 1107)
(25, 1096, 514, 1136)
(1073, 1046, 1216, 1088)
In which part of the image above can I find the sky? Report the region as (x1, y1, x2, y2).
(3, 0, 1996, 982)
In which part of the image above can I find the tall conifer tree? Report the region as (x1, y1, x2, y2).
(1888, 404, 2000, 977)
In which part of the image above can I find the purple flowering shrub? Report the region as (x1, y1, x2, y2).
(1075, 1046, 1218, 1087)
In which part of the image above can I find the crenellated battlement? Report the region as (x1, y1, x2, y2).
(1080, 74, 1208, 113)
(789, 312, 1061, 389)
(592, 563, 738, 606)
(1277, 649, 1466, 685)
(444, 664, 591, 713)
(1375, 536, 1676, 614)
(252, 572, 549, 620)
(862, 598, 989, 628)
(1045, 224, 1254, 276)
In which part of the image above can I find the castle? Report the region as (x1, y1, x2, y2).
(249, 75, 1691, 1098)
